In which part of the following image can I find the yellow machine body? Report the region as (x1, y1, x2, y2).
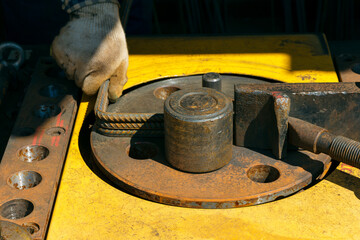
(47, 35, 360, 239)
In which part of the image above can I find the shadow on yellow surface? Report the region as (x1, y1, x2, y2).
(326, 168, 360, 201)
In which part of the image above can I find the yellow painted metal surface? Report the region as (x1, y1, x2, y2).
(47, 35, 360, 239)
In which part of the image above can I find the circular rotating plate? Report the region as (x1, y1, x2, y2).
(91, 75, 332, 208)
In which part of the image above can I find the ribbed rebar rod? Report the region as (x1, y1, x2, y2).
(94, 80, 163, 123)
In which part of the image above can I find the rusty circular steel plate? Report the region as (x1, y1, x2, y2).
(91, 74, 332, 208)
(91, 135, 330, 208)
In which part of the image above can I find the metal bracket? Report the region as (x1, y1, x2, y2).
(235, 82, 360, 159)
(0, 58, 79, 239)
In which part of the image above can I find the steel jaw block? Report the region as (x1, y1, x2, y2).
(234, 82, 360, 160)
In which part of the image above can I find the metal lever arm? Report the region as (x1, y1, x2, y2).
(288, 117, 360, 169)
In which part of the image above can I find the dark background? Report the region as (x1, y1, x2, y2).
(0, 0, 360, 44)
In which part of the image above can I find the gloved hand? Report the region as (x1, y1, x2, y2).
(51, 3, 128, 101)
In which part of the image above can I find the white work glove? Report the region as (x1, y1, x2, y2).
(51, 3, 128, 101)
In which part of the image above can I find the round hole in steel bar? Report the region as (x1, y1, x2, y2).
(338, 53, 356, 62)
(39, 84, 66, 98)
(33, 104, 61, 119)
(18, 145, 49, 162)
(46, 127, 66, 136)
(0, 199, 34, 220)
(7, 171, 42, 190)
(351, 63, 360, 75)
(127, 142, 158, 160)
(14, 127, 35, 137)
(22, 222, 40, 235)
(247, 165, 280, 183)
(154, 86, 180, 100)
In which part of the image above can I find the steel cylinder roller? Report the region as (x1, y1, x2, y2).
(164, 87, 233, 173)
